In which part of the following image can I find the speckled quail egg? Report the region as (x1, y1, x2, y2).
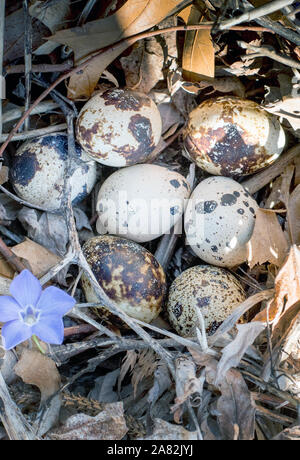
(81, 235, 167, 325)
(184, 176, 258, 267)
(76, 88, 162, 167)
(167, 265, 246, 336)
(183, 96, 285, 176)
(10, 133, 97, 211)
(96, 164, 191, 243)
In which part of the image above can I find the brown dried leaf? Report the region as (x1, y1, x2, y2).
(254, 245, 300, 323)
(52, 0, 191, 99)
(247, 208, 289, 268)
(287, 184, 300, 245)
(49, 402, 127, 440)
(180, 5, 214, 81)
(131, 349, 158, 397)
(14, 350, 60, 402)
(215, 322, 266, 385)
(217, 369, 256, 440)
(140, 418, 197, 440)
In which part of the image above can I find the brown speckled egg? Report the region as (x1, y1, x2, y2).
(183, 96, 285, 176)
(81, 235, 167, 325)
(167, 265, 246, 336)
(76, 88, 162, 167)
(184, 176, 258, 267)
(9, 133, 97, 212)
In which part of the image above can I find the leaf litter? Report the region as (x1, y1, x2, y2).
(0, 0, 300, 442)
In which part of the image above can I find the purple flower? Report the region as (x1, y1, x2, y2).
(0, 270, 75, 350)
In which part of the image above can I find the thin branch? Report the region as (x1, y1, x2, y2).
(220, 0, 295, 30)
(0, 236, 28, 272)
(0, 0, 5, 137)
(5, 61, 73, 75)
(23, 0, 32, 132)
(0, 123, 67, 143)
(238, 40, 300, 70)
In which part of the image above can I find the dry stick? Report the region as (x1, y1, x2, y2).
(0, 0, 5, 137)
(0, 236, 28, 272)
(241, 0, 300, 46)
(242, 144, 300, 195)
(238, 41, 300, 70)
(5, 61, 73, 75)
(2, 101, 60, 125)
(0, 23, 271, 159)
(0, 183, 50, 212)
(23, 0, 32, 132)
(0, 123, 67, 143)
(220, 0, 295, 30)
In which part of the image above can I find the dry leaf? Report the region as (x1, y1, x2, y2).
(14, 349, 61, 402)
(287, 184, 300, 245)
(247, 208, 289, 268)
(217, 369, 256, 440)
(254, 245, 300, 323)
(180, 5, 214, 81)
(263, 97, 300, 131)
(49, 402, 127, 440)
(172, 356, 202, 423)
(51, 0, 191, 99)
(215, 322, 266, 385)
(0, 167, 9, 186)
(140, 418, 198, 440)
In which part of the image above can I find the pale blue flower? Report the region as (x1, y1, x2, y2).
(0, 270, 75, 349)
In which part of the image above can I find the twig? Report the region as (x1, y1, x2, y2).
(220, 0, 295, 30)
(0, 0, 5, 137)
(0, 123, 67, 143)
(2, 101, 60, 125)
(238, 41, 300, 70)
(5, 61, 73, 75)
(0, 236, 28, 273)
(23, 0, 32, 132)
(0, 23, 272, 158)
(241, 0, 300, 46)
(0, 184, 50, 212)
(242, 144, 300, 195)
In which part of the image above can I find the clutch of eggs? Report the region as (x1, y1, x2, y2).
(76, 88, 162, 167)
(167, 265, 246, 336)
(185, 176, 258, 267)
(81, 235, 167, 325)
(183, 96, 285, 176)
(9, 134, 97, 211)
(96, 164, 191, 243)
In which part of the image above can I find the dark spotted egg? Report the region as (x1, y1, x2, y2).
(96, 164, 191, 243)
(183, 96, 285, 176)
(184, 176, 258, 267)
(167, 265, 246, 336)
(76, 88, 162, 167)
(81, 235, 167, 324)
(10, 133, 97, 211)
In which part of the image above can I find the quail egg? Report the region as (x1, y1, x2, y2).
(184, 176, 258, 267)
(167, 265, 246, 336)
(96, 164, 191, 243)
(183, 96, 285, 176)
(76, 88, 162, 167)
(81, 235, 167, 325)
(10, 134, 97, 211)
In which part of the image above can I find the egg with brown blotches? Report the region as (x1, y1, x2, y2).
(167, 265, 246, 336)
(183, 96, 285, 177)
(76, 88, 162, 167)
(96, 164, 191, 243)
(184, 176, 258, 267)
(81, 235, 167, 325)
(9, 133, 97, 211)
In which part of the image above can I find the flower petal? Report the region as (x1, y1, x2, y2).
(1, 320, 32, 350)
(37, 286, 75, 317)
(9, 270, 42, 308)
(0, 296, 22, 322)
(32, 316, 64, 345)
